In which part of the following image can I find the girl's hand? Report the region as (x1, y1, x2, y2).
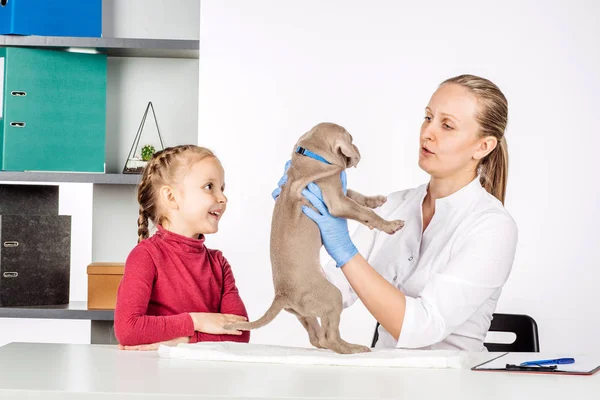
(189, 312, 247, 335)
(118, 336, 190, 351)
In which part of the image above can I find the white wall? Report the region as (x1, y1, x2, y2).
(94, 56, 199, 263)
(198, 1, 600, 352)
(102, 0, 200, 40)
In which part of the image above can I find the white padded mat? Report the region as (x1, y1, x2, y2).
(158, 342, 466, 369)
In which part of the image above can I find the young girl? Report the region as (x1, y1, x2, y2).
(114, 145, 249, 350)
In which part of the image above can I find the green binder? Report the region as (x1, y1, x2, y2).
(0, 47, 107, 172)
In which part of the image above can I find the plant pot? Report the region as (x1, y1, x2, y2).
(122, 157, 148, 174)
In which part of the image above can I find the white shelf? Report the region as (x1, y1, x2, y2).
(0, 172, 140, 185)
(0, 35, 199, 59)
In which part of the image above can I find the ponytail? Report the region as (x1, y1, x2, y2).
(479, 136, 508, 204)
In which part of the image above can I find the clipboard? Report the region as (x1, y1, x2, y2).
(472, 353, 600, 375)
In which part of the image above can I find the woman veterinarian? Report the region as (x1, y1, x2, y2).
(287, 74, 518, 351)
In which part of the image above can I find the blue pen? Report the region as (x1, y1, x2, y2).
(520, 358, 575, 366)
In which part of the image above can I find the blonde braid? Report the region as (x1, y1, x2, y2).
(137, 207, 149, 243)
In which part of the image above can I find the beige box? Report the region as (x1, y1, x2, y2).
(87, 262, 124, 310)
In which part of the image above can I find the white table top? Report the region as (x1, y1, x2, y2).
(0, 342, 598, 399)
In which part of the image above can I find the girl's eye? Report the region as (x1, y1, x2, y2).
(424, 116, 432, 122)
(204, 183, 213, 190)
(443, 123, 453, 130)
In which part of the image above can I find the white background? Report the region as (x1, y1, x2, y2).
(197, 0, 600, 353)
(1, 1, 598, 354)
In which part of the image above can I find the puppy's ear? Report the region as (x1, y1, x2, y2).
(334, 138, 361, 168)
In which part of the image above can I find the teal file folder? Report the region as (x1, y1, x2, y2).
(0, 47, 107, 172)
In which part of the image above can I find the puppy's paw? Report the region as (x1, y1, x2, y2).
(348, 344, 372, 354)
(363, 195, 387, 209)
(381, 219, 405, 235)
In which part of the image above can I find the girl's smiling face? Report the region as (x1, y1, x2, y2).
(171, 156, 228, 237)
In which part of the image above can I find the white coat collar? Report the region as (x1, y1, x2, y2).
(419, 175, 484, 209)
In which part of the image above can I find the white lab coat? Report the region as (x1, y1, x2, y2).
(323, 176, 518, 351)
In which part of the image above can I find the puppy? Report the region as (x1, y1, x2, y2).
(226, 122, 404, 354)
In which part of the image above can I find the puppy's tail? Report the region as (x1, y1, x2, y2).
(225, 296, 286, 331)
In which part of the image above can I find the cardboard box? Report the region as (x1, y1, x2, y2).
(87, 263, 124, 310)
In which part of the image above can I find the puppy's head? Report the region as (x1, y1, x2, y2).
(298, 122, 361, 168)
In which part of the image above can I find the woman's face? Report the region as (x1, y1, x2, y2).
(418, 83, 493, 179)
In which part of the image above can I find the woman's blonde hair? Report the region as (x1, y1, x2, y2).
(442, 74, 509, 204)
(137, 144, 217, 243)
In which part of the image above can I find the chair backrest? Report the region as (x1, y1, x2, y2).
(371, 313, 540, 352)
(371, 322, 380, 348)
(484, 313, 540, 352)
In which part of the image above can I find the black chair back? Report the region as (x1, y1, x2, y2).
(371, 323, 380, 348)
(483, 313, 540, 352)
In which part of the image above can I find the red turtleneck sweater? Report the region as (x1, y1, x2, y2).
(114, 226, 250, 346)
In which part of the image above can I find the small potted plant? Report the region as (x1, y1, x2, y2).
(123, 144, 156, 174)
(141, 144, 155, 162)
(122, 102, 166, 174)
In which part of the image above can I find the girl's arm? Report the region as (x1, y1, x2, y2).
(195, 253, 250, 343)
(114, 246, 194, 346)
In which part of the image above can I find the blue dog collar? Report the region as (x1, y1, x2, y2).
(295, 146, 331, 165)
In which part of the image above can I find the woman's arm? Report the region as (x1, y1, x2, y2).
(303, 183, 518, 348)
(390, 215, 517, 348)
(340, 254, 407, 340)
(321, 221, 381, 308)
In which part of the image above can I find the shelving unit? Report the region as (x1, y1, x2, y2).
(0, 34, 199, 260)
(0, 2, 201, 346)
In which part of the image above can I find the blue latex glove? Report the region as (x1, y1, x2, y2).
(272, 160, 347, 200)
(271, 160, 292, 200)
(301, 182, 358, 268)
